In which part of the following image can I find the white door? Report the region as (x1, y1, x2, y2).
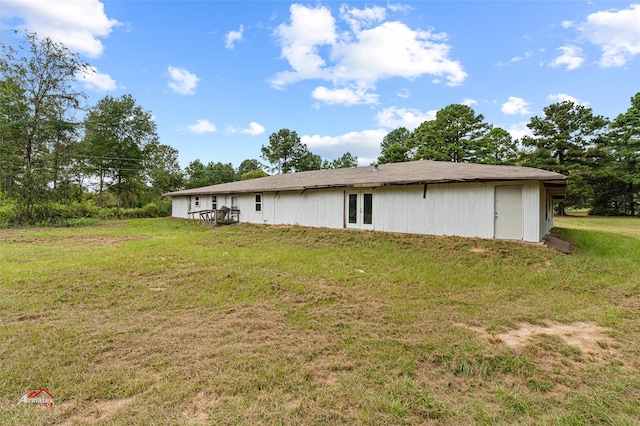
(494, 186, 523, 240)
(346, 192, 373, 230)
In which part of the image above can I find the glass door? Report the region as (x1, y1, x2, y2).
(346, 192, 373, 230)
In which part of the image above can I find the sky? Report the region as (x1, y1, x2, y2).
(1, 0, 639, 169)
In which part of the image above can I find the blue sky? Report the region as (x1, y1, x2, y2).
(2, 1, 639, 169)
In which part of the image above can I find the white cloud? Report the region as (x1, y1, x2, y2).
(270, 4, 336, 88)
(2, 0, 119, 57)
(462, 98, 477, 106)
(312, 85, 378, 105)
(241, 122, 265, 136)
(501, 97, 531, 115)
(271, 4, 466, 104)
(228, 122, 265, 136)
(387, 3, 414, 13)
(187, 119, 216, 134)
(504, 122, 532, 142)
(561, 20, 574, 29)
(75, 66, 116, 91)
(509, 50, 533, 63)
(396, 88, 411, 99)
(167, 66, 200, 95)
(579, 4, 640, 67)
(331, 21, 466, 85)
(549, 46, 584, 71)
(302, 128, 387, 164)
(340, 4, 386, 32)
(225, 25, 244, 50)
(375, 107, 436, 130)
(547, 93, 589, 106)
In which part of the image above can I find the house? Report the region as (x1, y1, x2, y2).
(163, 160, 567, 242)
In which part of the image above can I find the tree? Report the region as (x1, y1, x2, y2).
(295, 151, 323, 172)
(479, 127, 518, 165)
(0, 78, 27, 199)
(184, 159, 209, 189)
(521, 101, 608, 214)
(237, 159, 263, 176)
(378, 127, 411, 163)
(240, 169, 269, 180)
(325, 152, 358, 169)
(237, 158, 268, 180)
(0, 32, 88, 222)
(83, 94, 159, 212)
(261, 129, 313, 173)
(591, 93, 640, 215)
(184, 160, 237, 188)
(143, 143, 184, 198)
(412, 104, 491, 163)
(210, 162, 237, 184)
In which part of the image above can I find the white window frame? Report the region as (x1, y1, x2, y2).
(231, 195, 238, 210)
(212, 195, 217, 210)
(194, 196, 200, 208)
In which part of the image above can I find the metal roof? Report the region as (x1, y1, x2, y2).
(163, 160, 567, 197)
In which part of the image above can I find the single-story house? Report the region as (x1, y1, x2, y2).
(163, 160, 567, 242)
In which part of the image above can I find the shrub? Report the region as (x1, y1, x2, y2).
(0, 199, 171, 226)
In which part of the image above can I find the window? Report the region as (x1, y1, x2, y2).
(194, 196, 200, 208)
(363, 193, 373, 225)
(212, 195, 217, 210)
(348, 193, 357, 224)
(231, 196, 238, 210)
(255, 193, 262, 212)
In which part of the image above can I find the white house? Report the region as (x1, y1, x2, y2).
(163, 160, 567, 242)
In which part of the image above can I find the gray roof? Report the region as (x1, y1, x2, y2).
(164, 160, 567, 197)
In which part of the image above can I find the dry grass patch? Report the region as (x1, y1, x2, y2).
(1, 217, 639, 424)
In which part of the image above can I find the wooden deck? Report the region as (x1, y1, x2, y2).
(188, 208, 240, 225)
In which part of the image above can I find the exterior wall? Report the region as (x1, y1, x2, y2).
(169, 181, 548, 242)
(171, 194, 216, 218)
(538, 183, 555, 240)
(252, 189, 345, 228)
(374, 183, 494, 238)
(171, 196, 191, 218)
(374, 181, 541, 241)
(521, 181, 542, 242)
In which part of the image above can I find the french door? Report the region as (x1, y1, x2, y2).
(346, 192, 373, 230)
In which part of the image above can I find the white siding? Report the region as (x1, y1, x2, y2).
(538, 183, 555, 240)
(521, 181, 541, 242)
(170, 181, 548, 241)
(171, 196, 191, 218)
(375, 183, 494, 238)
(268, 189, 345, 228)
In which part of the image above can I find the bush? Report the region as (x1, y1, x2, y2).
(0, 198, 17, 228)
(0, 198, 172, 226)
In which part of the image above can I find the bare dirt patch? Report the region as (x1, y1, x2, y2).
(181, 391, 218, 424)
(464, 321, 617, 361)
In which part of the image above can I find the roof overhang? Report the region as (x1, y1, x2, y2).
(544, 181, 567, 199)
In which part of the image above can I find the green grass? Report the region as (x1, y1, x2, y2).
(1, 216, 639, 424)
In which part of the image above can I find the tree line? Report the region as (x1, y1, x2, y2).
(2, 32, 637, 225)
(181, 129, 358, 189)
(0, 33, 357, 225)
(0, 32, 187, 224)
(377, 100, 639, 216)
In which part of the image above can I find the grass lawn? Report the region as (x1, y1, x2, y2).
(1, 216, 639, 425)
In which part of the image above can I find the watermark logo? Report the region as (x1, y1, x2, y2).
(17, 388, 54, 406)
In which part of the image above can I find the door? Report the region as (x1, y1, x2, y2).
(346, 192, 373, 230)
(494, 186, 523, 240)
